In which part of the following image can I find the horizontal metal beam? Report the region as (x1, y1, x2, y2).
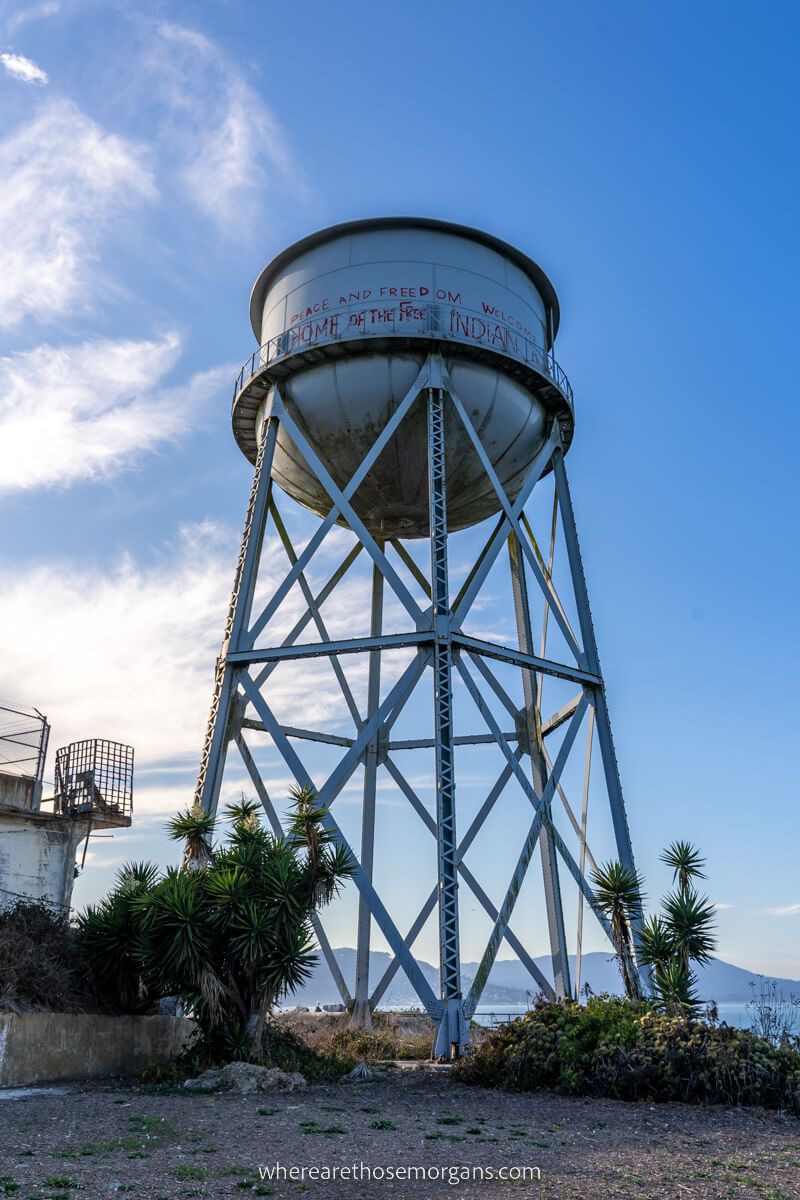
(229, 631, 430, 665)
(236, 633, 598, 689)
(241, 722, 354, 749)
(453, 633, 601, 688)
(387, 732, 518, 750)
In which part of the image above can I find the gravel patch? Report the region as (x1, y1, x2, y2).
(0, 1068, 797, 1198)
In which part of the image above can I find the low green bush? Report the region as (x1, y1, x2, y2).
(453, 997, 800, 1113)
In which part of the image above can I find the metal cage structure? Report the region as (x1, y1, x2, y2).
(53, 739, 134, 824)
(193, 220, 643, 1058)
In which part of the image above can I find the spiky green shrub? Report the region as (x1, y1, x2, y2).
(453, 998, 800, 1113)
(591, 861, 644, 1000)
(594, 840, 718, 1014)
(78, 789, 353, 1059)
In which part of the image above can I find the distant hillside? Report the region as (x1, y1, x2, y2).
(286, 948, 800, 1008)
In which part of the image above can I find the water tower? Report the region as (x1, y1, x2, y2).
(195, 218, 642, 1057)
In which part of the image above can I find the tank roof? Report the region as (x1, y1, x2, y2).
(248, 217, 561, 345)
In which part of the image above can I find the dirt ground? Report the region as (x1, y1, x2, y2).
(1, 1069, 798, 1200)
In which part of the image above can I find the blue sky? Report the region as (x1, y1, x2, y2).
(1, 0, 798, 981)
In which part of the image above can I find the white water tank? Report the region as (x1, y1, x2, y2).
(232, 218, 573, 536)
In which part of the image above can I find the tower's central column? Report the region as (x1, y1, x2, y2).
(427, 380, 465, 1057)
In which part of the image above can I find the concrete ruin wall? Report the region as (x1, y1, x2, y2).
(0, 814, 83, 913)
(0, 1013, 196, 1086)
(0, 773, 38, 812)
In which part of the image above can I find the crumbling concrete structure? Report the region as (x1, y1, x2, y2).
(0, 703, 132, 914)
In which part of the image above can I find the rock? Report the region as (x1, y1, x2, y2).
(183, 1061, 307, 1094)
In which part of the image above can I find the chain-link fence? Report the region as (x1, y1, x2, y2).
(0, 701, 49, 782)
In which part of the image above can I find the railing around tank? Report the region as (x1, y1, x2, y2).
(233, 300, 573, 407)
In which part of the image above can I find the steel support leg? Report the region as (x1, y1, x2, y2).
(508, 531, 572, 1000)
(350, 553, 384, 1028)
(551, 442, 645, 974)
(194, 415, 278, 815)
(428, 385, 466, 1058)
(574, 706, 595, 999)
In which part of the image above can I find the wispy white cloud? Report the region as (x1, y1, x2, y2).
(0, 522, 233, 774)
(156, 20, 214, 57)
(0, 333, 230, 491)
(765, 903, 800, 917)
(7, 2, 60, 35)
(0, 99, 155, 330)
(143, 20, 306, 231)
(0, 51, 47, 83)
(713, 902, 735, 911)
(0, 523, 388, 808)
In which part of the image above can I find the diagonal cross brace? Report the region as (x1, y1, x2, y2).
(240, 652, 427, 819)
(547, 820, 613, 944)
(508, 528, 571, 1001)
(448, 385, 583, 665)
(451, 423, 563, 628)
(238, 662, 442, 1016)
(248, 363, 432, 642)
(252, 543, 363, 689)
(383, 754, 555, 1002)
(268, 499, 362, 729)
(272, 401, 425, 629)
(459, 668, 590, 1017)
(369, 752, 519, 1008)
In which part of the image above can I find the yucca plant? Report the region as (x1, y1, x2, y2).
(78, 861, 160, 1012)
(643, 839, 717, 1014)
(638, 913, 674, 974)
(78, 788, 353, 1057)
(660, 840, 706, 893)
(169, 803, 215, 871)
(652, 958, 700, 1015)
(662, 887, 716, 974)
(591, 861, 644, 1000)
